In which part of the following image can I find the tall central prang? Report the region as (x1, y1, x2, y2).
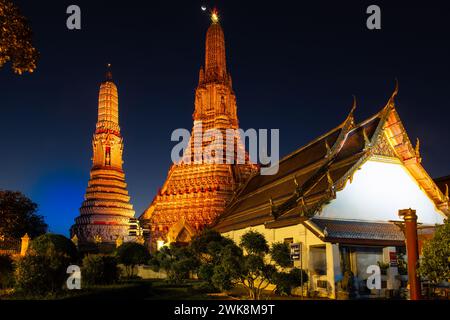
(139, 10, 258, 248)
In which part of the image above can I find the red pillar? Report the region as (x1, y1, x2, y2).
(399, 209, 421, 300)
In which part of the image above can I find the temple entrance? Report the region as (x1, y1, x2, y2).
(167, 218, 196, 245)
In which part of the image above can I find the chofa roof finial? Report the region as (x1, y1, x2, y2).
(350, 94, 357, 115)
(415, 138, 422, 163)
(388, 78, 399, 106)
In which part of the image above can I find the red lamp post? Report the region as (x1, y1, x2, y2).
(398, 209, 421, 300)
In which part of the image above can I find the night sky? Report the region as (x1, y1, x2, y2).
(1, 0, 449, 236)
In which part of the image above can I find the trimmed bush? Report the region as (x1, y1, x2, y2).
(116, 242, 150, 278)
(15, 254, 60, 295)
(28, 233, 78, 261)
(272, 268, 309, 295)
(0, 254, 15, 289)
(15, 233, 78, 295)
(82, 254, 119, 285)
(149, 245, 198, 284)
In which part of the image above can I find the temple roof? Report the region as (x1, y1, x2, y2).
(214, 89, 450, 233)
(305, 218, 405, 246)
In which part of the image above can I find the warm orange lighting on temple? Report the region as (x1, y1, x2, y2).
(71, 67, 135, 245)
(139, 13, 257, 247)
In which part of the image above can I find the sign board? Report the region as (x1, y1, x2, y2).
(290, 243, 301, 261)
(389, 251, 398, 267)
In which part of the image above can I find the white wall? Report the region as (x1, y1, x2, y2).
(319, 158, 445, 225)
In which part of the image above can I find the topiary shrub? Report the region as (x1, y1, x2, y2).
(28, 233, 78, 261)
(15, 233, 78, 295)
(116, 242, 150, 278)
(149, 245, 198, 284)
(0, 254, 15, 289)
(15, 254, 55, 295)
(198, 264, 214, 281)
(271, 268, 309, 296)
(82, 254, 119, 285)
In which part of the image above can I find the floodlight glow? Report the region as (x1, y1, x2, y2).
(157, 240, 165, 250)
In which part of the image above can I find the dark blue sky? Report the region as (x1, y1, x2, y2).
(1, 0, 449, 236)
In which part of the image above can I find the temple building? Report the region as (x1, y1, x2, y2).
(139, 11, 258, 247)
(213, 87, 449, 299)
(71, 67, 136, 248)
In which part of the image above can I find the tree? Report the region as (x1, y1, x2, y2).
(0, 0, 39, 74)
(210, 232, 308, 299)
(28, 233, 78, 261)
(15, 254, 58, 295)
(190, 229, 233, 284)
(271, 268, 308, 296)
(240, 230, 269, 255)
(0, 190, 47, 240)
(15, 234, 78, 295)
(269, 242, 308, 295)
(0, 254, 14, 289)
(418, 220, 450, 285)
(270, 242, 293, 268)
(82, 254, 119, 285)
(116, 242, 150, 278)
(211, 231, 275, 299)
(149, 244, 198, 284)
(190, 228, 234, 262)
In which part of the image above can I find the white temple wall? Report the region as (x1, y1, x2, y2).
(319, 158, 445, 225)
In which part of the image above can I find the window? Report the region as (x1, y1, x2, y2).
(105, 146, 111, 166)
(310, 246, 327, 275)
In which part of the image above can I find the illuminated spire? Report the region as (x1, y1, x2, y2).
(205, 8, 227, 82)
(97, 66, 120, 132)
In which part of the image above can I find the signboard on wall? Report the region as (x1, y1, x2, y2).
(389, 251, 398, 267)
(290, 243, 301, 261)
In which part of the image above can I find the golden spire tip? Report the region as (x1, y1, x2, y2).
(106, 63, 113, 81)
(211, 8, 219, 24)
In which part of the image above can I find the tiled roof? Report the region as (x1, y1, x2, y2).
(309, 218, 405, 244)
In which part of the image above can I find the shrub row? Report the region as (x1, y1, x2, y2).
(2, 234, 150, 297)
